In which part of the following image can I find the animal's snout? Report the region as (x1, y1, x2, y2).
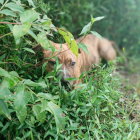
(61, 66, 71, 80)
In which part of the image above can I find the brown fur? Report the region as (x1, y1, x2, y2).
(43, 34, 116, 86)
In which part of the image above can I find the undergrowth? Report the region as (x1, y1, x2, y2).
(0, 0, 140, 139)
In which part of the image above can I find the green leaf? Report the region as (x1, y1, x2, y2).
(78, 43, 89, 54)
(27, 0, 35, 7)
(37, 93, 59, 100)
(0, 9, 17, 17)
(80, 16, 105, 35)
(58, 28, 78, 56)
(14, 85, 27, 123)
(20, 9, 39, 23)
(13, 23, 31, 44)
(80, 22, 92, 35)
(0, 0, 4, 4)
(33, 104, 46, 123)
(90, 31, 102, 39)
(37, 32, 53, 50)
(23, 79, 47, 88)
(0, 99, 11, 120)
(0, 87, 12, 100)
(47, 101, 66, 133)
(5, 2, 24, 13)
(23, 48, 35, 54)
(94, 16, 105, 22)
(0, 67, 11, 78)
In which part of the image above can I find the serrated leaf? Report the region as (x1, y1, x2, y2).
(13, 23, 31, 44)
(5, 2, 24, 13)
(0, 99, 11, 120)
(47, 101, 65, 133)
(0, 9, 17, 17)
(58, 28, 78, 56)
(78, 43, 89, 54)
(20, 9, 39, 23)
(23, 48, 35, 54)
(33, 104, 46, 123)
(14, 85, 27, 123)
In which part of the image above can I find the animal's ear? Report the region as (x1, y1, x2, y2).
(78, 48, 82, 54)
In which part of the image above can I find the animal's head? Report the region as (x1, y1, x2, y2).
(43, 43, 81, 85)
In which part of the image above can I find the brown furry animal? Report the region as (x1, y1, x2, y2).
(43, 34, 116, 86)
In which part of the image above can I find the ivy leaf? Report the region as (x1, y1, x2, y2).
(0, 99, 11, 120)
(0, 9, 17, 17)
(14, 85, 27, 123)
(5, 2, 24, 13)
(20, 9, 39, 23)
(58, 28, 78, 56)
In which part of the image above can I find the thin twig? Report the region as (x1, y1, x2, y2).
(0, 22, 21, 25)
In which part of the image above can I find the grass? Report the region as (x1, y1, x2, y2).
(0, 0, 140, 139)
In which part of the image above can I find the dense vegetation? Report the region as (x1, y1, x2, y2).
(0, 0, 140, 139)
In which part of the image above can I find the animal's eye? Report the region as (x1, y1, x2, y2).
(71, 61, 76, 66)
(48, 60, 56, 65)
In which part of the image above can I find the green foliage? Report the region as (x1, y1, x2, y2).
(0, 0, 140, 139)
(58, 28, 78, 56)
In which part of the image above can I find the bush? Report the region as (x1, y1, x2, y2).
(0, 0, 140, 139)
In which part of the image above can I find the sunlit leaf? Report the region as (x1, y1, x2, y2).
(5, 2, 24, 13)
(58, 28, 78, 56)
(80, 22, 92, 35)
(0, 0, 4, 4)
(0, 9, 17, 17)
(13, 23, 31, 44)
(20, 9, 39, 23)
(94, 16, 105, 22)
